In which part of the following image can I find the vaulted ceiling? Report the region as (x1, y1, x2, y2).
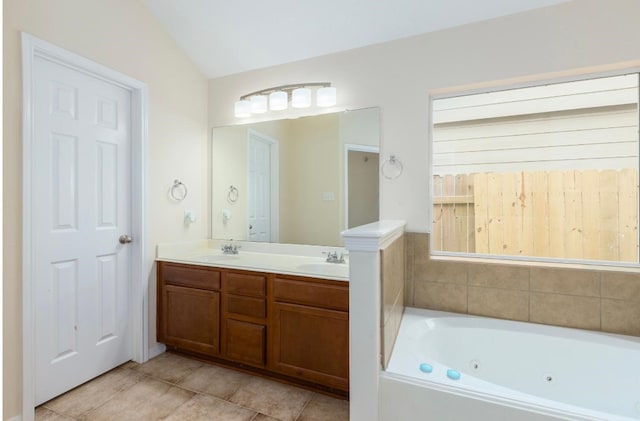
(142, 0, 572, 79)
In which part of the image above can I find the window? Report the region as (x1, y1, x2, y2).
(431, 73, 639, 264)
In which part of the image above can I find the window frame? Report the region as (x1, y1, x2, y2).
(428, 67, 640, 269)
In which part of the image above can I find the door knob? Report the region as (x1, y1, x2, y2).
(249, 225, 253, 229)
(119, 234, 133, 244)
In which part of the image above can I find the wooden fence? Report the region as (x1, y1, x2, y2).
(433, 169, 638, 262)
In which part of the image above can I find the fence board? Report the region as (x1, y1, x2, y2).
(531, 171, 550, 256)
(599, 170, 619, 261)
(618, 168, 638, 262)
(432, 175, 444, 252)
(548, 171, 566, 258)
(434, 169, 638, 262)
(432, 174, 476, 253)
(474, 173, 489, 254)
(564, 171, 583, 259)
(581, 170, 600, 260)
(487, 173, 504, 254)
(502, 172, 518, 255)
(441, 175, 456, 252)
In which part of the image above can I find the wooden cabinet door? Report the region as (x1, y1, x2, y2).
(160, 284, 220, 356)
(224, 319, 266, 367)
(270, 302, 349, 391)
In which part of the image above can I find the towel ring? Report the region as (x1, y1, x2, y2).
(381, 155, 403, 180)
(169, 179, 188, 201)
(227, 185, 239, 203)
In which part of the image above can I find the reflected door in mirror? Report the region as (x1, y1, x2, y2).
(248, 131, 274, 242)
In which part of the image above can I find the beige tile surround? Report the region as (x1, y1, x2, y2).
(380, 235, 405, 368)
(405, 232, 640, 336)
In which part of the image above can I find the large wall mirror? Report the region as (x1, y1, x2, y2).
(211, 107, 380, 246)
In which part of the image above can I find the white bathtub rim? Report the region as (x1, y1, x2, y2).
(380, 370, 621, 421)
(403, 307, 640, 348)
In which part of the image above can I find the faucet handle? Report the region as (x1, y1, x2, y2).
(324, 250, 343, 262)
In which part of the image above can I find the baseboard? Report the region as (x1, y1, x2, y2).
(7, 414, 23, 421)
(148, 343, 166, 360)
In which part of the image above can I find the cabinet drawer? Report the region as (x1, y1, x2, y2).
(226, 273, 266, 296)
(224, 319, 266, 367)
(227, 294, 266, 319)
(162, 263, 220, 291)
(273, 278, 348, 311)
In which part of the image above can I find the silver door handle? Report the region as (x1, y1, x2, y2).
(119, 234, 133, 244)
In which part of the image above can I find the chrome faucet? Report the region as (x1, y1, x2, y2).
(221, 244, 239, 255)
(325, 251, 345, 264)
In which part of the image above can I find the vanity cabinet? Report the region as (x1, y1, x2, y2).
(156, 261, 349, 394)
(270, 276, 349, 391)
(157, 262, 221, 356)
(222, 271, 267, 367)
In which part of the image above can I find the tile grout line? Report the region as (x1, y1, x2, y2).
(133, 366, 266, 420)
(39, 405, 78, 421)
(40, 366, 146, 421)
(42, 354, 347, 421)
(138, 364, 290, 419)
(293, 394, 315, 421)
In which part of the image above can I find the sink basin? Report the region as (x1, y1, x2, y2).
(296, 263, 348, 274)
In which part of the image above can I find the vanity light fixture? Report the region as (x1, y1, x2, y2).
(234, 82, 337, 117)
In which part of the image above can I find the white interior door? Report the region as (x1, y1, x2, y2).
(248, 132, 272, 242)
(32, 55, 133, 405)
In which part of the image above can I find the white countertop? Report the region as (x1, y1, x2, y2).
(156, 240, 349, 282)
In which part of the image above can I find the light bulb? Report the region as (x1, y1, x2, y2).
(269, 91, 288, 111)
(250, 95, 267, 113)
(291, 88, 311, 108)
(317, 86, 337, 107)
(234, 100, 251, 118)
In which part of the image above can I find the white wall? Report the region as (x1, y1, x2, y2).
(348, 151, 380, 228)
(281, 114, 341, 245)
(3, 0, 208, 418)
(208, 0, 640, 234)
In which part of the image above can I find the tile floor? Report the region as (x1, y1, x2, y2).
(36, 352, 349, 421)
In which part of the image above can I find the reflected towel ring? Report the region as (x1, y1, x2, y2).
(381, 155, 403, 180)
(169, 179, 188, 201)
(227, 185, 239, 203)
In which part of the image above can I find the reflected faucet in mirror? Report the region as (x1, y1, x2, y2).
(221, 243, 240, 255)
(324, 251, 346, 264)
(211, 107, 380, 247)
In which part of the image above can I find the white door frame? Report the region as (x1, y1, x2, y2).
(247, 129, 279, 242)
(21, 33, 148, 420)
(344, 144, 379, 230)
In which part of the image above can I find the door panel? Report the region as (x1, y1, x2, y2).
(49, 259, 79, 362)
(33, 56, 132, 405)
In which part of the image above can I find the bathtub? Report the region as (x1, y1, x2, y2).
(381, 307, 640, 421)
